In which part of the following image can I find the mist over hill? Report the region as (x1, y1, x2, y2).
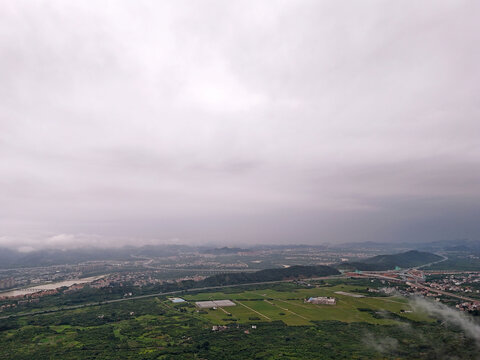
(0, 239, 477, 269)
(200, 265, 340, 287)
(331, 239, 480, 252)
(337, 250, 443, 271)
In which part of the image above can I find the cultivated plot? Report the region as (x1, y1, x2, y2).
(181, 284, 432, 325)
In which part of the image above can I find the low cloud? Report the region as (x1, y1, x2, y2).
(363, 332, 398, 354)
(410, 296, 480, 346)
(0, 233, 188, 252)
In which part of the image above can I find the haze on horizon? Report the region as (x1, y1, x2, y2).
(1, 0, 479, 250)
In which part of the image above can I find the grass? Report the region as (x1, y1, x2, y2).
(181, 283, 432, 326)
(4, 281, 474, 360)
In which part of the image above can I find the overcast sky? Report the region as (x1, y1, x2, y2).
(1, 0, 479, 249)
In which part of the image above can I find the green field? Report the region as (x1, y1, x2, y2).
(180, 283, 431, 326)
(2, 282, 478, 359)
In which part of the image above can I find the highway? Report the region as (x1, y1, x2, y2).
(353, 253, 480, 304)
(406, 281, 479, 303)
(415, 253, 448, 270)
(2, 254, 476, 321)
(353, 271, 479, 303)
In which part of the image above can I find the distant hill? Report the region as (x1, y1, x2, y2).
(337, 250, 442, 271)
(331, 241, 399, 250)
(333, 239, 480, 253)
(417, 239, 480, 253)
(0, 245, 193, 268)
(201, 265, 340, 287)
(202, 247, 248, 255)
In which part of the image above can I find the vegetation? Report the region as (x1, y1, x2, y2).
(421, 254, 480, 271)
(201, 265, 340, 287)
(1, 281, 479, 359)
(183, 282, 428, 326)
(0, 266, 339, 318)
(338, 250, 442, 271)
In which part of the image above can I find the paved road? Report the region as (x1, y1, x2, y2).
(354, 258, 480, 304)
(415, 253, 448, 270)
(4, 255, 472, 322)
(406, 281, 479, 303)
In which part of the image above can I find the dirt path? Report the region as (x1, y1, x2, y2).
(217, 307, 231, 315)
(235, 300, 271, 320)
(263, 299, 309, 321)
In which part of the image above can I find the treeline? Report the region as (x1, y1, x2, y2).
(336, 262, 393, 271)
(2, 298, 479, 360)
(1, 265, 340, 316)
(336, 250, 442, 271)
(199, 265, 340, 287)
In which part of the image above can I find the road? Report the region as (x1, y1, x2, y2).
(406, 281, 479, 303)
(415, 253, 448, 270)
(353, 271, 479, 303)
(2, 254, 474, 321)
(352, 254, 480, 303)
(0, 276, 344, 320)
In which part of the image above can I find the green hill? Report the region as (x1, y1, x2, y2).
(337, 250, 442, 271)
(201, 265, 340, 287)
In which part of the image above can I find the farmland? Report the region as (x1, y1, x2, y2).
(1, 280, 479, 359)
(181, 282, 431, 326)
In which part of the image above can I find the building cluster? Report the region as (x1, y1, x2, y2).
(0, 288, 58, 303)
(196, 300, 236, 309)
(169, 297, 186, 303)
(89, 272, 165, 288)
(402, 270, 425, 282)
(293, 280, 313, 287)
(93, 271, 206, 288)
(16, 298, 40, 306)
(0, 278, 16, 289)
(425, 273, 480, 295)
(154, 256, 249, 269)
(90, 278, 112, 289)
(364, 284, 407, 297)
(366, 287, 399, 295)
(211, 324, 257, 334)
(175, 275, 207, 282)
(211, 325, 228, 331)
(63, 283, 87, 293)
(305, 296, 336, 305)
(0, 262, 114, 293)
(405, 285, 436, 297)
(456, 301, 480, 312)
(0, 303, 17, 311)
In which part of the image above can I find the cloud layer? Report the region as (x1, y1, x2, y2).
(1, 1, 479, 248)
(411, 297, 480, 346)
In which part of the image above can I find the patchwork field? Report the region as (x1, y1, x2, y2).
(179, 283, 432, 326)
(2, 281, 476, 359)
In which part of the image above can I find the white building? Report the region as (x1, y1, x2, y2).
(306, 296, 336, 305)
(196, 300, 236, 309)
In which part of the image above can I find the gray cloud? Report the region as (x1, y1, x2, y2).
(411, 297, 480, 346)
(1, 0, 479, 248)
(363, 332, 398, 354)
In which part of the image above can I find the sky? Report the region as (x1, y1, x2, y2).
(1, 0, 479, 250)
